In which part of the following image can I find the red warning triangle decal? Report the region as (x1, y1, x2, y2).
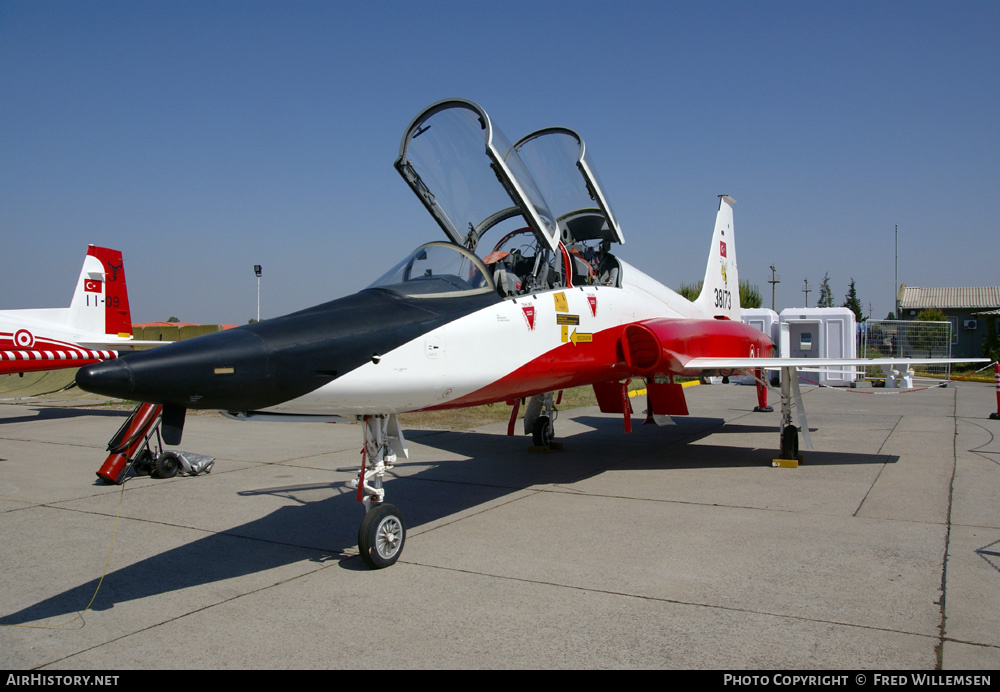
(521, 305, 536, 330)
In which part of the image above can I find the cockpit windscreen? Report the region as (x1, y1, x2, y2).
(367, 242, 494, 298)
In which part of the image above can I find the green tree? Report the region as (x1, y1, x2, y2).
(842, 278, 864, 322)
(917, 307, 945, 322)
(679, 280, 702, 302)
(982, 318, 1000, 364)
(740, 280, 763, 309)
(817, 273, 834, 307)
(678, 279, 762, 309)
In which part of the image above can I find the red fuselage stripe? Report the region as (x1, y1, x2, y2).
(422, 318, 773, 411)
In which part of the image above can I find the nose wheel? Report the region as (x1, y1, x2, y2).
(358, 503, 405, 569)
(350, 414, 410, 568)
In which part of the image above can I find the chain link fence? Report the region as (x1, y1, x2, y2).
(859, 320, 952, 381)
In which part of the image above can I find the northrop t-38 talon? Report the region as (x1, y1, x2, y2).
(76, 99, 985, 568)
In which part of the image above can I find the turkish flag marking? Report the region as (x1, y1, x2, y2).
(719, 241, 727, 258)
(85, 279, 103, 293)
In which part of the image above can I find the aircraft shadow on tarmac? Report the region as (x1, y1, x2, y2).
(0, 415, 896, 626)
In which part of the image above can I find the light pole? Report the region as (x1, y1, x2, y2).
(768, 265, 780, 311)
(254, 265, 262, 322)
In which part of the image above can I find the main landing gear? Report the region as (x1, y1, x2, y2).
(524, 392, 560, 450)
(773, 366, 810, 468)
(350, 414, 409, 569)
(532, 416, 554, 447)
(780, 424, 799, 461)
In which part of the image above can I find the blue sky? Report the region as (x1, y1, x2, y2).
(2, 0, 997, 324)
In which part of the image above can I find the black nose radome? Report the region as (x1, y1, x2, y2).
(75, 328, 277, 410)
(76, 358, 135, 399)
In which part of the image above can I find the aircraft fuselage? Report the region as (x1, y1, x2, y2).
(76, 256, 772, 418)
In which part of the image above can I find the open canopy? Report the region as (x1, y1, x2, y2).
(393, 99, 626, 295)
(395, 98, 561, 252)
(514, 127, 624, 246)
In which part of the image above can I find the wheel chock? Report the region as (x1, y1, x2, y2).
(771, 454, 804, 468)
(529, 442, 564, 453)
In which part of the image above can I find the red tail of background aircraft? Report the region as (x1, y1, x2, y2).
(0, 245, 141, 375)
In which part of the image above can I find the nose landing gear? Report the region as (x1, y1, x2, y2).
(350, 414, 409, 568)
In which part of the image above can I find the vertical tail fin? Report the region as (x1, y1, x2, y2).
(68, 246, 134, 338)
(693, 195, 740, 320)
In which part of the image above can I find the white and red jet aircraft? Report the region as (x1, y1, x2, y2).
(76, 99, 983, 568)
(1, 245, 144, 376)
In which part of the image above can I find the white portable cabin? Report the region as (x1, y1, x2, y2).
(740, 308, 780, 344)
(737, 308, 780, 385)
(778, 307, 857, 386)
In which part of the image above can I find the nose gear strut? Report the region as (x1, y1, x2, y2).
(350, 414, 409, 568)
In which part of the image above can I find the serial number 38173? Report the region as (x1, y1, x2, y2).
(714, 288, 732, 310)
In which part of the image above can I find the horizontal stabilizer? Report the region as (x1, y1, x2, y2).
(682, 356, 990, 370)
(0, 349, 117, 375)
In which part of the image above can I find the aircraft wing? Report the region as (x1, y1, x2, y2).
(677, 355, 990, 456)
(77, 338, 164, 351)
(682, 357, 989, 370)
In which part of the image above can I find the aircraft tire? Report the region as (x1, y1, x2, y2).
(780, 425, 799, 460)
(154, 452, 179, 479)
(532, 416, 553, 447)
(358, 503, 405, 569)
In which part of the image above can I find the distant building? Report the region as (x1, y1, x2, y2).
(897, 286, 1000, 359)
(132, 322, 237, 342)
